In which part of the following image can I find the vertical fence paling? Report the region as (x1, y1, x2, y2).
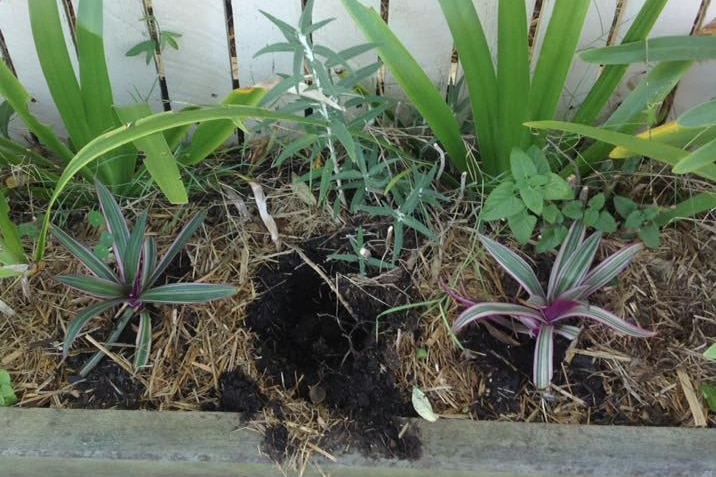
(150, 0, 233, 109)
(673, 1, 716, 114)
(384, 0, 454, 100)
(0, 0, 713, 142)
(314, 0, 381, 91)
(231, 0, 301, 88)
(0, 0, 75, 137)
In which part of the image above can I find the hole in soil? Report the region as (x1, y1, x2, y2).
(237, 239, 421, 459)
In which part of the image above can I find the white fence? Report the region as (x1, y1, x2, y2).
(1, 0, 715, 139)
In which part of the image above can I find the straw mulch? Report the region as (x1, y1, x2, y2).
(0, 168, 714, 470)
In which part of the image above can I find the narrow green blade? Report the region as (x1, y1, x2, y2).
(496, 0, 530, 171)
(184, 86, 269, 166)
(0, 61, 73, 163)
(673, 138, 716, 174)
(654, 192, 716, 226)
(340, 0, 468, 172)
(678, 99, 716, 128)
(529, 0, 590, 124)
(0, 190, 26, 266)
(581, 36, 716, 65)
(76, 0, 130, 186)
(140, 283, 237, 304)
(525, 120, 716, 182)
(116, 104, 187, 204)
(29, 0, 92, 149)
(438, 0, 498, 175)
(573, 0, 669, 124)
(37, 105, 326, 261)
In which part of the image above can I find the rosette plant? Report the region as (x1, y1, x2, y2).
(53, 180, 237, 377)
(448, 221, 655, 389)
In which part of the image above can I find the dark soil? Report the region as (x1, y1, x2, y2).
(229, 233, 422, 460)
(218, 368, 267, 419)
(66, 360, 145, 410)
(462, 328, 605, 418)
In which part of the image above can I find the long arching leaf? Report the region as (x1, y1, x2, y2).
(479, 234, 546, 303)
(140, 283, 237, 304)
(62, 299, 123, 358)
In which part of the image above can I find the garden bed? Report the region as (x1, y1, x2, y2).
(0, 169, 714, 472)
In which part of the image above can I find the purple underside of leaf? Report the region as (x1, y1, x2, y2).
(554, 304, 656, 337)
(453, 302, 543, 333)
(543, 299, 581, 323)
(440, 280, 477, 307)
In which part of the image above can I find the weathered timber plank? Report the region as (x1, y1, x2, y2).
(0, 408, 713, 477)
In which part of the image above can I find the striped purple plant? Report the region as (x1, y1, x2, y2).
(447, 220, 655, 390)
(53, 180, 237, 377)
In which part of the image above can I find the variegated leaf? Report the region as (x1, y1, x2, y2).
(140, 283, 237, 304)
(51, 226, 117, 282)
(555, 304, 655, 337)
(533, 325, 554, 389)
(453, 302, 542, 333)
(479, 234, 545, 302)
(62, 299, 124, 358)
(54, 275, 128, 299)
(581, 243, 643, 298)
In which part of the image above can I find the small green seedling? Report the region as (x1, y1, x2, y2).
(481, 146, 574, 245)
(0, 369, 17, 407)
(613, 196, 660, 248)
(328, 226, 393, 276)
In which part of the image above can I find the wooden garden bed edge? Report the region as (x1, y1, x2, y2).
(0, 408, 713, 477)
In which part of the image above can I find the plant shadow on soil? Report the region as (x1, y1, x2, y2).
(219, 233, 423, 460)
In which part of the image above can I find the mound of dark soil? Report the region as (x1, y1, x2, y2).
(238, 237, 421, 459)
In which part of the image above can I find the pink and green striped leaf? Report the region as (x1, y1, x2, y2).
(453, 302, 543, 334)
(133, 311, 153, 369)
(555, 304, 655, 337)
(54, 275, 128, 299)
(479, 234, 545, 303)
(146, 213, 206, 288)
(533, 325, 555, 390)
(552, 231, 602, 300)
(51, 226, 116, 282)
(581, 243, 643, 298)
(140, 283, 237, 305)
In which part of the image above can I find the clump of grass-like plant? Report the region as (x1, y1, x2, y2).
(53, 180, 237, 377)
(446, 220, 655, 390)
